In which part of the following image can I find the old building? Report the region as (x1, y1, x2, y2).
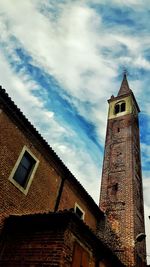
(0, 74, 146, 266)
(100, 74, 146, 266)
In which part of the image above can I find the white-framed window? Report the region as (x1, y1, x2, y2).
(9, 146, 39, 195)
(74, 203, 85, 220)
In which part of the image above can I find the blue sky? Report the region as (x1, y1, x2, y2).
(0, 0, 150, 261)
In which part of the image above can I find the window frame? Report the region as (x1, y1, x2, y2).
(9, 146, 39, 195)
(74, 203, 85, 220)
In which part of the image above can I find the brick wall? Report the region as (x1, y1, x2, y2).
(0, 84, 125, 267)
(0, 103, 100, 233)
(1, 226, 66, 266)
(58, 180, 97, 230)
(99, 111, 146, 266)
(0, 110, 62, 220)
(0, 213, 96, 267)
(0, 212, 124, 267)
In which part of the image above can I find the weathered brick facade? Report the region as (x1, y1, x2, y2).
(0, 88, 101, 233)
(0, 108, 61, 216)
(0, 211, 123, 267)
(99, 75, 146, 266)
(0, 86, 125, 266)
(0, 73, 146, 267)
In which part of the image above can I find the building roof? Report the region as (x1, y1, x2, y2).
(0, 85, 103, 219)
(3, 210, 125, 267)
(108, 75, 140, 112)
(117, 73, 131, 96)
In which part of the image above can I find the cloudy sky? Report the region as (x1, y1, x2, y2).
(0, 0, 150, 261)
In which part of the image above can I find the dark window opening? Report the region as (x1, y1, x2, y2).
(117, 128, 120, 132)
(114, 102, 126, 114)
(75, 206, 84, 220)
(115, 104, 120, 114)
(121, 102, 126, 112)
(13, 151, 36, 188)
(112, 183, 118, 195)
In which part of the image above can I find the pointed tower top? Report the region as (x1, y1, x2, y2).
(117, 73, 131, 96)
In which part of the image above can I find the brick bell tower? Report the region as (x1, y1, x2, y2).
(99, 74, 146, 266)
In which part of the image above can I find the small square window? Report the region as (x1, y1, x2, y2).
(9, 146, 39, 195)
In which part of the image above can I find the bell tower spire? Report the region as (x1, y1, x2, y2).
(99, 75, 146, 266)
(117, 73, 131, 96)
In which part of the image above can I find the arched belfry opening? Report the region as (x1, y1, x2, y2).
(114, 101, 126, 115)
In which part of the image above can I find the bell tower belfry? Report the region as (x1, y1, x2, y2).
(99, 74, 146, 266)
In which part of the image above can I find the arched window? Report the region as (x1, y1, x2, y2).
(115, 104, 120, 114)
(114, 101, 126, 114)
(121, 102, 126, 112)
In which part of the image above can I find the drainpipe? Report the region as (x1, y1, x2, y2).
(54, 176, 66, 212)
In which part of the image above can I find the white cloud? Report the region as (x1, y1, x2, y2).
(0, 0, 149, 199)
(0, 0, 117, 98)
(0, 50, 101, 204)
(0, 0, 150, 261)
(0, 0, 119, 146)
(111, 0, 144, 6)
(98, 0, 149, 8)
(55, 141, 101, 203)
(0, 52, 72, 147)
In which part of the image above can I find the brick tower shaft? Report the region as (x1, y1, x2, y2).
(99, 74, 146, 266)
